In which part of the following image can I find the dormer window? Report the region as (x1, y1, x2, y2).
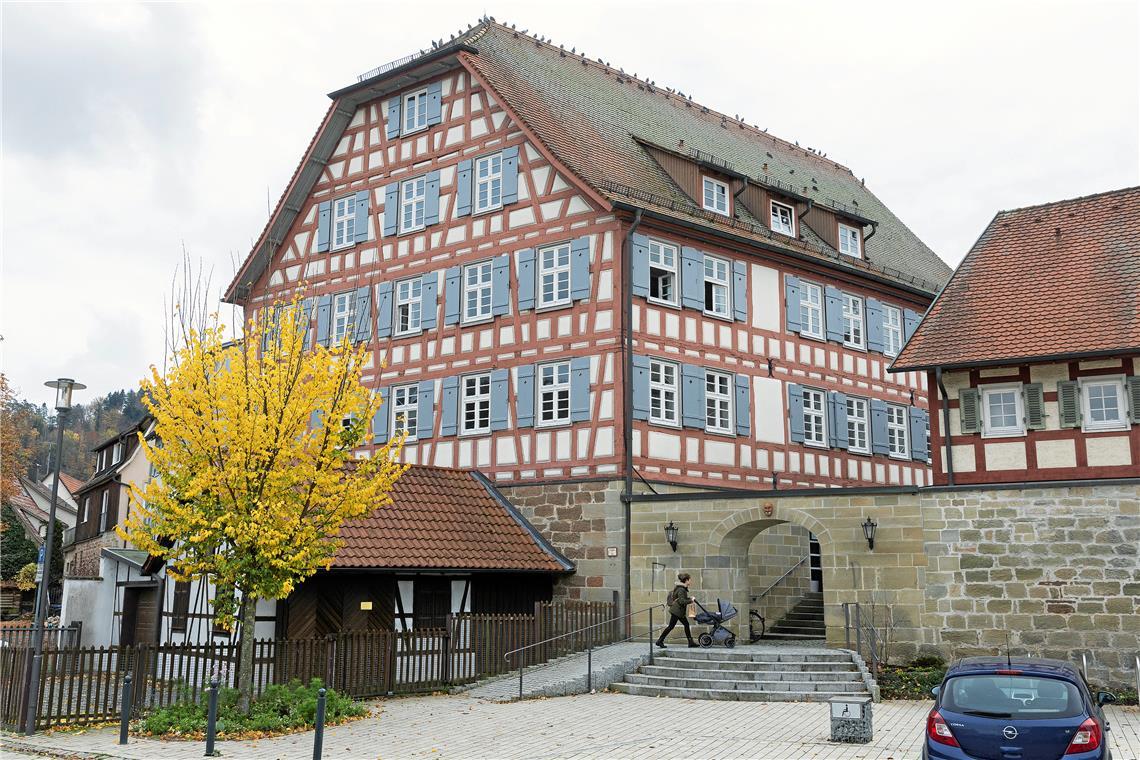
(702, 177, 729, 216)
(839, 223, 863, 258)
(112, 442, 124, 464)
(403, 88, 429, 134)
(771, 201, 795, 236)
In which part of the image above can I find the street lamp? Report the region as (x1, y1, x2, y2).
(25, 378, 84, 734)
(862, 517, 878, 551)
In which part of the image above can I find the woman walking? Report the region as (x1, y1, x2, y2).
(656, 572, 698, 648)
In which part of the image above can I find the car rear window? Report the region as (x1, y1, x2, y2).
(941, 675, 1084, 719)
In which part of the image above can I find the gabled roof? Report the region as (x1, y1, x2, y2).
(893, 187, 1140, 371)
(55, 473, 85, 495)
(18, 478, 77, 516)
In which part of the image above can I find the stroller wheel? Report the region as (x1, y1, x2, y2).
(698, 632, 713, 648)
(725, 635, 736, 649)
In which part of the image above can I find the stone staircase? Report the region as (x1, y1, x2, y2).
(762, 591, 826, 641)
(611, 646, 873, 702)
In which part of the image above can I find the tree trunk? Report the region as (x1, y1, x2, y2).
(236, 593, 258, 714)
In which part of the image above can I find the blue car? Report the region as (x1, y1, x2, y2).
(923, 657, 1116, 760)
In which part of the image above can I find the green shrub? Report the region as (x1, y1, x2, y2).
(909, 654, 946, 669)
(878, 665, 946, 701)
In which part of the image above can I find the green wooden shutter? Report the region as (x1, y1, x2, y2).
(1128, 376, 1140, 424)
(1022, 383, 1046, 430)
(959, 388, 981, 434)
(1057, 381, 1081, 428)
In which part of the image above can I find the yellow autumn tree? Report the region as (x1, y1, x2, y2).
(119, 298, 406, 710)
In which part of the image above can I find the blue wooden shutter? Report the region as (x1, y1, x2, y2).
(316, 294, 332, 347)
(681, 247, 704, 311)
(492, 254, 511, 316)
(909, 407, 928, 461)
(420, 273, 438, 330)
(866, 298, 885, 353)
(490, 369, 509, 431)
(959, 389, 982, 434)
(570, 357, 591, 422)
(425, 81, 443, 126)
(373, 386, 390, 443)
(310, 409, 324, 431)
(456, 159, 473, 217)
(517, 249, 536, 310)
(784, 275, 802, 334)
(386, 97, 402, 139)
(354, 190, 370, 243)
(903, 309, 921, 343)
(735, 374, 751, 437)
(317, 201, 332, 253)
(439, 377, 459, 436)
(383, 183, 399, 237)
(787, 384, 805, 443)
(571, 236, 590, 301)
(353, 286, 372, 343)
(444, 266, 462, 325)
(632, 356, 651, 421)
(870, 399, 889, 455)
(824, 286, 844, 342)
(631, 233, 650, 298)
(416, 380, 435, 440)
(424, 171, 442, 227)
(375, 282, 394, 338)
(501, 146, 520, 205)
(516, 365, 535, 428)
(732, 260, 748, 322)
(829, 391, 849, 449)
(300, 297, 315, 351)
(681, 364, 705, 429)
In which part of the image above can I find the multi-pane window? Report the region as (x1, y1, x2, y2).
(1081, 378, 1127, 431)
(170, 581, 191, 633)
(112, 442, 124, 463)
(649, 360, 679, 426)
(982, 386, 1023, 437)
(705, 371, 733, 434)
(886, 404, 909, 457)
(475, 153, 503, 213)
(403, 89, 428, 133)
(399, 177, 426, 234)
(81, 497, 89, 523)
(463, 261, 494, 322)
(838, 224, 862, 257)
(538, 242, 572, 308)
(883, 305, 903, 356)
(771, 201, 795, 236)
(703, 177, 729, 215)
(460, 373, 491, 435)
(333, 196, 355, 249)
(648, 239, 678, 305)
(395, 277, 422, 335)
(800, 282, 823, 339)
(391, 384, 419, 441)
(538, 361, 571, 426)
(842, 294, 865, 349)
(99, 491, 110, 532)
(847, 397, 870, 454)
(703, 255, 731, 318)
(332, 292, 354, 343)
(801, 388, 827, 447)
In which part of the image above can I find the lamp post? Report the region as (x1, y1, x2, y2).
(24, 378, 84, 734)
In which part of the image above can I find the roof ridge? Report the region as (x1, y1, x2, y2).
(996, 185, 1140, 216)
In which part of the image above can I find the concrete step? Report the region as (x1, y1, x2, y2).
(640, 665, 859, 682)
(624, 673, 867, 692)
(655, 649, 850, 664)
(761, 633, 827, 642)
(769, 622, 825, 632)
(610, 681, 867, 702)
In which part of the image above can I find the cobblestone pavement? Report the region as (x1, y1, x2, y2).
(4, 693, 1139, 759)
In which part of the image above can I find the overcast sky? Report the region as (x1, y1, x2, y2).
(3, 0, 1137, 407)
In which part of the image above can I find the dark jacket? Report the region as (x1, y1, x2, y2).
(667, 583, 693, 618)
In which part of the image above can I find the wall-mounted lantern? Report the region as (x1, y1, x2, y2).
(664, 521, 679, 552)
(862, 517, 878, 551)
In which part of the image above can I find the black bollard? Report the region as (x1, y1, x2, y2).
(119, 675, 132, 745)
(204, 677, 219, 757)
(312, 687, 327, 760)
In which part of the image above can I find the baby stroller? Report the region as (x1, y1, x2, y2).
(693, 598, 738, 648)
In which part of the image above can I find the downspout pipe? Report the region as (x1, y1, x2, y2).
(864, 221, 879, 244)
(936, 366, 954, 486)
(621, 209, 644, 625)
(798, 199, 814, 236)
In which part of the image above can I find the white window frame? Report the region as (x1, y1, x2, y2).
(981, 383, 1025, 438)
(799, 281, 824, 339)
(474, 153, 503, 213)
(332, 195, 356, 250)
(390, 384, 419, 441)
(537, 242, 572, 309)
(395, 277, 423, 336)
(1080, 376, 1128, 432)
(81, 497, 89, 523)
(842, 293, 866, 350)
(771, 201, 795, 236)
(703, 255, 731, 319)
(883, 305, 903, 357)
(99, 490, 109, 532)
(402, 88, 429, 135)
(702, 177, 729, 216)
(705, 370, 734, 435)
(462, 260, 494, 324)
(112, 441, 124, 463)
(801, 388, 827, 448)
(846, 396, 870, 455)
(332, 292, 354, 344)
(648, 239, 679, 307)
(399, 177, 426, 234)
(537, 361, 572, 428)
(886, 403, 909, 458)
(649, 359, 680, 427)
(460, 373, 491, 436)
(838, 223, 862, 258)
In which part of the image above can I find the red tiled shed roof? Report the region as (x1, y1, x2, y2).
(332, 465, 572, 572)
(893, 187, 1140, 370)
(57, 473, 85, 494)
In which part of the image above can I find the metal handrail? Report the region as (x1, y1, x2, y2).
(751, 556, 809, 607)
(842, 602, 884, 676)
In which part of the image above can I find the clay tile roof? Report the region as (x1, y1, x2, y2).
(57, 473, 85, 494)
(332, 465, 572, 572)
(893, 186, 1140, 370)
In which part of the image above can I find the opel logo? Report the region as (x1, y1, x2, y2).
(1002, 726, 1018, 740)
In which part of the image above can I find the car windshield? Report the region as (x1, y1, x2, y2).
(941, 675, 1084, 720)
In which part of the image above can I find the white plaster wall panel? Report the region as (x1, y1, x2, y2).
(566, 197, 591, 215)
(269, 271, 284, 286)
(748, 264, 780, 331)
(648, 431, 681, 461)
(1086, 437, 1132, 466)
(509, 207, 536, 228)
(433, 441, 454, 468)
(535, 432, 551, 462)
(842, 355, 854, 374)
(861, 461, 872, 481)
(1036, 439, 1077, 469)
(556, 430, 571, 460)
(799, 345, 811, 364)
(1078, 358, 1123, 370)
(984, 441, 1028, 470)
(348, 156, 363, 175)
(577, 429, 590, 458)
(705, 440, 734, 466)
(847, 460, 859, 480)
(477, 439, 492, 468)
(768, 339, 781, 359)
(595, 310, 612, 331)
(551, 172, 569, 192)
(597, 270, 613, 301)
(719, 325, 732, 349)
(686, 438, 699, 462)
(334, 135, 350, 157)
(752, 376, 785, 445)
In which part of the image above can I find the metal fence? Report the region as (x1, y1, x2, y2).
(0, 623, 82, 650)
